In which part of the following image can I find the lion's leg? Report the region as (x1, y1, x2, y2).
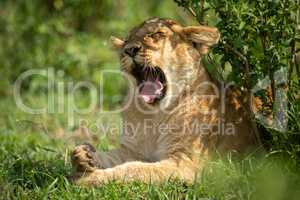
(73, 159, 198, 186)
(72, 143, 136, 172)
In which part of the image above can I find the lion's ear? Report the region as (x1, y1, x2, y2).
(110, 36, 125, 49)
(183, 26, 220, 54)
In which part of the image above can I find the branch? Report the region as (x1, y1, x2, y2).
(289, 37, 298, 85)
(199, 0, 205, 24)
(187, 7, 196, 18)
(296, 54, 300, 85)
(295, 0, 300, 85)
(184, 1, 206, 25)
(288, 0, 300, 86)
(260, 30, 275, 101)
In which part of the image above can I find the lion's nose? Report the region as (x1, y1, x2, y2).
(124, 44, 141, 57)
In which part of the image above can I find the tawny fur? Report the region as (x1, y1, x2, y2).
(71, 18, 257, 186)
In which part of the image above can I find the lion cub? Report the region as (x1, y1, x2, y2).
(71, 18, 257, 186)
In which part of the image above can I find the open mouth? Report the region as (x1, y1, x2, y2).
(131, 64, 167, 104)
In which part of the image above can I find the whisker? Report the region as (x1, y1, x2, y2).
(154, 68, 158, 79)
(146, 66, 150, 78)
(152, 67, 158, 80)
(148, 66, 153, 80)
(143, 65, 148, 72)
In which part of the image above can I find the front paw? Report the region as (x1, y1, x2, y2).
(71, 143, 101, 172)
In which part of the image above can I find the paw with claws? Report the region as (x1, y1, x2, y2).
(72, 143, 102, 172)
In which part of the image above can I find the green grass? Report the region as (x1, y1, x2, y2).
(0, 94, 300, 200)
(1, 129, 300, 200)
(0, 91, 299, 200)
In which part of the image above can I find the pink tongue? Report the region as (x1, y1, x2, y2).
(139, 79, 163, 103)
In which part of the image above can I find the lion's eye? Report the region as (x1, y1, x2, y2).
(150, 31, 166, 40)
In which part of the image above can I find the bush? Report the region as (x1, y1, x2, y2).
(174, 0, 300, 161)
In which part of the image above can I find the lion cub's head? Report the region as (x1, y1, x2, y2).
(112, 18, 220, 105)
